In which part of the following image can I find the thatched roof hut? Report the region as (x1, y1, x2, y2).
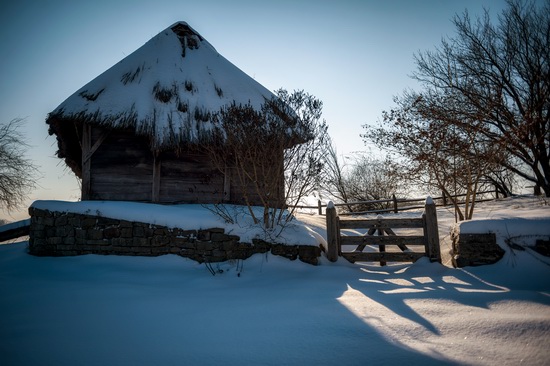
(46, 22, 292, 204)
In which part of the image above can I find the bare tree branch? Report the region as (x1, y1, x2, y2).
(0, 118, 39, 211)
(203, 90, 329, 234)
(409, 0, 550, 195)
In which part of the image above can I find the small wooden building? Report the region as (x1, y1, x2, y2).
(46, 22, 293, 205)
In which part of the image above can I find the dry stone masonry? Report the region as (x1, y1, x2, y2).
(451, 230, 504, 267)
(28, 207, 321, 265)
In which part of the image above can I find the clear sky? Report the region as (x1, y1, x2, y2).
(0, 0, 509, 221)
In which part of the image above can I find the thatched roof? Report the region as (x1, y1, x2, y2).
(46, 22, 281, 159)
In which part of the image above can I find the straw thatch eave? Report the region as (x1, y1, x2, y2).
(46, 111, 213, 179)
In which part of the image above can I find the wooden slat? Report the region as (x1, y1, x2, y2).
(339, 218, 424, 229)
(341, 235, 426, 246)
(92, 182, 151, 192)
(159, 186, 224, 203)
(93, 164, 154, 175)
(92, 190, 151, 201)
(342, 251, 426, 263)
(92, 174, 153, 185)
(161, 161, 218, 175)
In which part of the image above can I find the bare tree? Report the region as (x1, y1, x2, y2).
(278, 89, 329, 222)
(204, 89, 329, 232)
(364, 90, 505, 221)
(410, 0, 550, 196)
(318, 142, 352, 210)
(0, 118, 39, 211)
(320, 142, 407, 213)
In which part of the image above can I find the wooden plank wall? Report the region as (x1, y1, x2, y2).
(86, 126, 275, 205)
(90, 127, 153, 201)
(158, 152, 225, 203)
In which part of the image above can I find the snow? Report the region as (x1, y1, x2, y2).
(2, 196, 550, 365)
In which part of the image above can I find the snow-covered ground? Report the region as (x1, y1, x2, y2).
(1, 196, 550, 365)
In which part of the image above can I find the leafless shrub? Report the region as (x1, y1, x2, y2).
(204, 89, 329, 233)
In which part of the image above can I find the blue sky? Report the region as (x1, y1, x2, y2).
(0, 0, 509, 220)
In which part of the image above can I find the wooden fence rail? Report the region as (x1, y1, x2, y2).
(0, 219, 31, 243)
(324, 198, 441, 265)
(294, 189, 498, 215)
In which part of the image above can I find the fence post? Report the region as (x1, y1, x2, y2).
(325, 201, 339, 262)
(392, 194, 398, 213)
(318, 199, 323, 215)
(424, 197, 441, 263)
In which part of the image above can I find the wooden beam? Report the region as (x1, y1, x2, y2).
(81, 123, 92, 200)
(341, 251, 425, 263)
(83, 129, 109, 163)
(152, 154, 161, 202)
(325, 202, 340, 262)
(424, 198, 441, 262)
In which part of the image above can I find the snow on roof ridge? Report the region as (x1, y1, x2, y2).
(169, 20, 190, 27)
(168, 21, 201, 36)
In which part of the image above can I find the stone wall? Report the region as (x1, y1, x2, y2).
(451, 230, 504, 267)
(28, 207, 321, 265)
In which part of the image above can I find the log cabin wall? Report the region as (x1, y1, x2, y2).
(84, 124, 272, 206)
(157, 151, 225, 203)
(89, 127, 154, 201)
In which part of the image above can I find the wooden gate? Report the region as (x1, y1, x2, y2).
(325, 198, 441, 265)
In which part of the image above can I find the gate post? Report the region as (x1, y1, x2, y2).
(326, 201, 339, 262)
(424, 197, 441, 263)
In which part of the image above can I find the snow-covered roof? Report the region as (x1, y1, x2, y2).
(46, 21, 277, 148)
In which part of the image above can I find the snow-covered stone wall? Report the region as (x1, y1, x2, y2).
(28, 208, 320, 265)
